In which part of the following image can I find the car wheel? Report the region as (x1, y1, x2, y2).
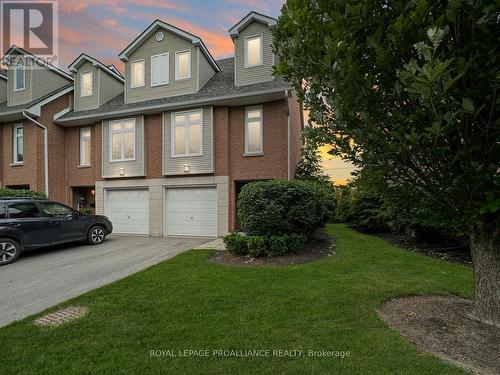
(88, 226, 106, 245)
(0, 238, 21, 266)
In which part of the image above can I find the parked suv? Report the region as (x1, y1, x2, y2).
(0, 198, 113, 265)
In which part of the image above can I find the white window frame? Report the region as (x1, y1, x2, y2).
(80, 71, 93, 97)
(175, 50, 192, 81)
(13, 124, 24, 164)
(244, 34, 264, 68)
(150, 52, 169, 87)
(109, 118, 136, 162)
(171, 109, 203, 158)
(244, 105, 264, 155)
(130, 59, 145, 88)
(14, 66, 26, 92)
(79, 127, 91, 167)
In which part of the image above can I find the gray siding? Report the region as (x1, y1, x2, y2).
(7, 55, 32, 106)
(125, 30, 198, 104)
(32, 66, 70, 99)
(234, 21, 275, 86)
(102, 115, 145, 178)
(163, 106, 213, 175)
(198, 47, 215, 90)
(99, 69, 123, 105)
(74, 61, 99, 111)
(0, 78, 6, 103)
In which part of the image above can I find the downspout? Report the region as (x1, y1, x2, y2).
(285, 89, 291, 180)
(22, 111, 49, 197)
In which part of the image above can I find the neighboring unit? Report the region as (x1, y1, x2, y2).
(0, 11, 304, 237)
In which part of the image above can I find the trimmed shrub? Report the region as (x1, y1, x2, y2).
(237, 180, 336, 236)
(0, 189, 47, 199)
(269, 235, 288, 256)
(287, 233, 307, 254)
(223, 232, 249, 255)
(247, 236, 267, 257)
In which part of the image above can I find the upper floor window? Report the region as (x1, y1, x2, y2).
(14, 66, 26, 91)
(244, 35, 263, 67)
(175, 50, 191, 80)
(172, 109, 202, 157)
(80, 71, 93, 97)
(151, 53, 169, 86)
(13, 124, 23, 164)
(245, 106, 263, 155)
(110, 119, 135, 161)
(131, 60, 145, 88)
(80, 127, 91, 166)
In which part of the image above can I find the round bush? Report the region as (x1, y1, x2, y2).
(237, 180, 336, 236)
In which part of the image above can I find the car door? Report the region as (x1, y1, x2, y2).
(38, 202, 86, 245)
(5, 201, 51, 249)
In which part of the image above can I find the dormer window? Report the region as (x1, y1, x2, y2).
(14, 66, 26, 91)
(175, 50, 191, 80)
(131, 60, 145, 88)
(244, 35, 263, 67)
(81, 71, 93, 97)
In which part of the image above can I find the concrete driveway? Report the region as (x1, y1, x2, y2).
(0, 235, 208, 327)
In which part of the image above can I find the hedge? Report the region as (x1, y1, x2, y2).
(223, 232, 306, 257)
(0, 189, 47, 199)
(237, 180, 336, 236)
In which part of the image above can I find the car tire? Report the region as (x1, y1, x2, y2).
(87, 225, 106, 245)
(0, 238, 22, 266)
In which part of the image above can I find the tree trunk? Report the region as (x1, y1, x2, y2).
(469, 223, 500, 327)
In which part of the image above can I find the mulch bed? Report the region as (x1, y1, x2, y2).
(376, 232, 472, 266)
(378, 295, 500, 375)
(209, 229, 334, 267)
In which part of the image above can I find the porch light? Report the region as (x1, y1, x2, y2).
(119, 168, 125, 176)
(91, 189, 95, 195)
(184, 164, 190, 173)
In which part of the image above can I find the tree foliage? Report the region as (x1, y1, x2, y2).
(295, 128, 331, 183)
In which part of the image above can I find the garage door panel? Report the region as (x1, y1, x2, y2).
(106, 189, 149, 235)
(165, 187, 217, 237)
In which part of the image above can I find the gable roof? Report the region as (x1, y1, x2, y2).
(118, 19, 220, 72)
(0, 69, 6, 80)
(68, 53, 125, 83)
(107, 65, 123, 78)
(228, 11, 277, 39)
(3, 45, 74, 81)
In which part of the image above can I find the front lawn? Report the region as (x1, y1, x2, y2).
(0, 224, 473, 374)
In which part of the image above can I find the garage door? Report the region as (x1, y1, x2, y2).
(165, 187, 217, 237)
(106, 189, 149, 234)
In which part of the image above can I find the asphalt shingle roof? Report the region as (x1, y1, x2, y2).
(58, 57, 291, 121)
(0, 83, 73, 114)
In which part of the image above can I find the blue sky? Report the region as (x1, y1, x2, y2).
(55, 0, 285, 69)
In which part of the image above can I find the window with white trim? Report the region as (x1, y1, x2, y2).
(244, 35, 263, 67)
(172, 110, 202, 157)
(110, 119, 135, 161)
(13, 125, 24, 163)
(80, 127, 91, 166)
(151, 53, 169, 86)
(14, 66, 25, 91)
(131, 60, 145, 88)
(80, 71, 93, 97)
(175, 50, 191, 80)
(245, 106, 263, 155)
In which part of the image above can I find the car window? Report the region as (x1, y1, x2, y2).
(0, 203, 5, 219)
(39, 202, 73, 217)
(7, 202, 42, 218)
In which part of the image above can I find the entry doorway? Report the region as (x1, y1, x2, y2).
(72, 186, 96, 214)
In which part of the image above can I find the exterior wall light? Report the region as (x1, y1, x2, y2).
(184, 164, 190, 173)
(119, 168, 125, 176)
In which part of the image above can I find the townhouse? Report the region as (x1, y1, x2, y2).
(0, 11, 304, 237)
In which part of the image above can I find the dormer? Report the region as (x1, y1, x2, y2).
(3, 46, 73, 107)
(0, 69, 7, 103)
(229, 12, 277, 87)
(118, 20, 220, 104)
(68, 54, 124, 111)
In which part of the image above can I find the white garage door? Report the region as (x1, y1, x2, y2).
(106, 189, 149, 234)
(165, 187, 217, 237)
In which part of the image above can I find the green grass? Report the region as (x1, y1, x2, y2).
(0, 224, 473, 374)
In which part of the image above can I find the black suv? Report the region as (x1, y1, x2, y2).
(0, 198, 113, 265)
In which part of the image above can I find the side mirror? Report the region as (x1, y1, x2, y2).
(72, 211, 79, 219)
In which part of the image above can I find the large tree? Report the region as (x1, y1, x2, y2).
(274, 0, 499, 325)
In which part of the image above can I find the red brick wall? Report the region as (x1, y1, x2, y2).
(288, 91, 304, 178)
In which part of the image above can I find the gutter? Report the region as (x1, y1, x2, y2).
(22, 112, 49, 197)
(285, 89, 291, 180)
